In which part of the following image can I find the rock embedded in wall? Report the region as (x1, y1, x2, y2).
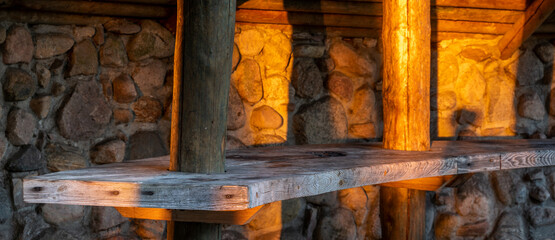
(459, 46, 491, 62)
(41, 204, 85, 225)
(528, 206, 555, 226)
(73, 26, 96, 42)
(505, 50, 544, 86)
(5, 145, 43, 172)
(131, 59, 166, 97)
(45, 144, 87, 172)
(250, 105, 283, 130)
(34, 34, 74, 59)
(349, 86, 376, 124)
(6, 108, 36, 146)
(90, 139, 126, 164)
(232, 43, 241, 71)
(327, 71, 354, 102)
(127, 20, 174, 61)
(131, 96, 162, 123)
(433, 52, 459, 89)
(58, 81, 111, 140)
(30, 95, 51, 119)
(235, 29, 265, 57)
(517, 93, 546, 121)
(232, 59, 263, 104)
(68, 40, 99, 76)
(227, 85, 246, 130)
(35, 63, 51, 88)
(113, 74, 138, 104)
(260, 32, 291, 75)
(349, 123, 376, 139)
(2, 26, 33, 64)
(292, 58, 323, 99)
(104, 19, 141, 35)
(100, 34, 128, 67)
(329, 40, 375, 77)
(491, 211, 525, 240)
(134, 219, 165, 240)
(456, 63, 486, 105)
(91, 207, 127, 231)
(3, 68, 36, 102)
(314, 207, 357, 240)
(293, 45, 326, 58)
(128, 131, 167, 160)
(534, 42, 554, 63)
(293, 96, 348, 144)
(254, 134, 285, 146)
(113, 108, 133, 124)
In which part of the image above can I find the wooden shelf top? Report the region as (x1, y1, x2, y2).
(24, 139, 555, 211)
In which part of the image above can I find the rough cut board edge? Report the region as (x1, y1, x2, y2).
(23, 140, 555, 211)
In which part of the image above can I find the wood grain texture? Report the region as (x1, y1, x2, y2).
(381, 187, 426, 240)
(115, 205, 262, 225)
(23, 140, 555, 211)
(10, 0, 172, 18)
(0, 10, 116, 25)
(498, 0, 555, 59)
(382, 0, 430, 151)
(380, 176, 454, 191)
(170, 0, 235, 173)
(237, 0, 522, 23)
(170, 0, 236, 238)
(235, 9, 513, 35)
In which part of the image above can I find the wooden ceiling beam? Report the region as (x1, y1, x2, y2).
(498, 0, 555, 59)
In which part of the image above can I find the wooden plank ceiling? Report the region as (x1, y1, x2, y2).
(1, 0, 554, 41)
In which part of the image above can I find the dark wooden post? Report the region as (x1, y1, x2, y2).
(169, 0, 236, 239)
(381, 0, 430, 239)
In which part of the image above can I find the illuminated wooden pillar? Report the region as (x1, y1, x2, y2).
(169, 0, 236, 239)
(380, 0, 430, 239)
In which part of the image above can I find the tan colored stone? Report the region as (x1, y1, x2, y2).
(432, 90, 457, 111)
(90, 140, 126, 164)
(263, 75, 291, 102)
(248, 201, 281, 231)
(100, 34, 128, 67)
(293, 97, 348, 144)
(349, 86, 376, 124)
(460, 46, 491, 62)
(435, 116, 458, 138)
(34, 34, 74, 59)
(126, 20, 174, 61)
(433, 52, 459, 89)
(104, 19, 141, 34)
(42, 204, 85, 225)
(113, 108, 133, 124)
(327, 71, 354, 102)
(231, 59, 263, 104)
(329, 40, 375, 77)
(6, 109, 36, 146)
(518, 93, 546, 121)
(232, 43, 241, 71)
(3, 26, 33, 64)
(132, 60, 166, 97)
(113, 74, 137, 103)
(251, 105, 283, 129)
(68, 40, 98, 76)
(456, 63, 486, 105)
(260, 32, 291, 74)
(132, 96, 162, 123)
(30, 96, 51, 119)
(349, 123, 376, 138)
(254, 134, 286, 146)
(505, 50, 543, 86)
(235, 29, 265, 56)
(45, 145, 87, 172)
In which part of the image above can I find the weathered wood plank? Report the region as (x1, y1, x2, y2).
(0, 10, 116, 25)
(115, 205, 263, 225)
(237, 0, 522, 23)
(235, 9, 513, 35)
(23, 140, 555, 211)
(327, 0, 527, 10)
(9, 0, 172, 18)
(380, 176, 454, 191)
(498, 0, 555, 59)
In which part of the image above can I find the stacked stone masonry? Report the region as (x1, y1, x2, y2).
(0, 19, 555, 239)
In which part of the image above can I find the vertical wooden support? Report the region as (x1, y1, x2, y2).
(381, 0, 430, 239)
(169, 0, 236, 239)
(382, 0, 430, 151)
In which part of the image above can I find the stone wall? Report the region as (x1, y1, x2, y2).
(0, 20, 173, 240)
(1, 18, 555, 240)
